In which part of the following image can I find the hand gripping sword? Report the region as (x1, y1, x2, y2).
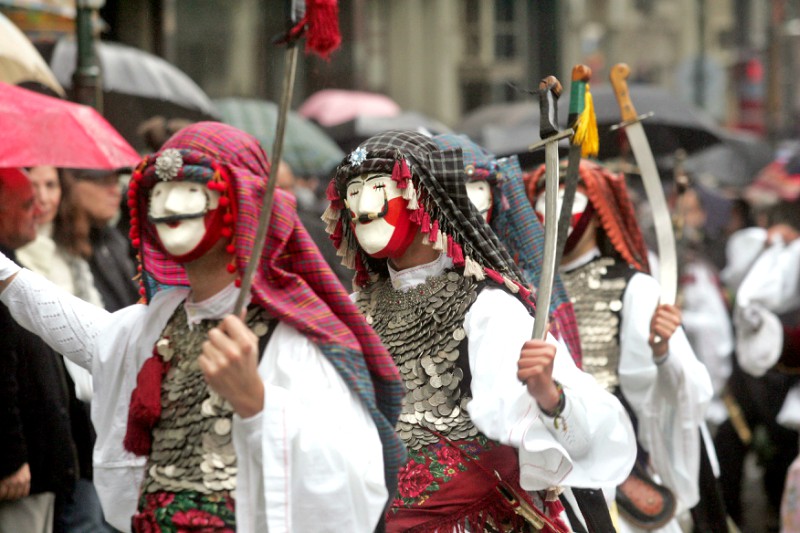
(529, 76, 573, 340)
(609, 63, 677, 307)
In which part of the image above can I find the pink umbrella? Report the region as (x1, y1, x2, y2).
(298, 89, 401, 127)
(0, 82, 141, 169)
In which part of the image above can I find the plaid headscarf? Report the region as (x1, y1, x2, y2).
(323, 130, 533, 303)
(524, 158, 650, 273)
(127, 122, 406, 491)
(433, 133, 583, 365)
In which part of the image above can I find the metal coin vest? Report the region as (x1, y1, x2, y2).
(141, 303, 274, 495)
(357, 270, 481, 450)
(560, 256, 630, 392)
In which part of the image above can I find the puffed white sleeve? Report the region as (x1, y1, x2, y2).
(465, 287, 636, 491)
(0, 267, 114, 369)
(619, 272, 713, 511)
(231, 322, 388, 533)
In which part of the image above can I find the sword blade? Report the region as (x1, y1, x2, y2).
(533, 141, 560, 340)
(624, 122, 677, 305)
(554, 145, 582, 269)
(233, 44, 300, 315)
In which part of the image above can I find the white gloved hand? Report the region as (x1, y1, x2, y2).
(0, 249, 22, 283)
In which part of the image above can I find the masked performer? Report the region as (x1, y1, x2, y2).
(0, 122, 405, 533)
(323, 130, 635, 532)
(432, 133, 582, 366)
(526, 159, 716, 533)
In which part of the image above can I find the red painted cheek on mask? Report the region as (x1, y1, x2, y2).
(162, 207, 225, 263)
(534, 210, 582, 230)
(569, 211, 583, 231)
(370, 197, 418, 259)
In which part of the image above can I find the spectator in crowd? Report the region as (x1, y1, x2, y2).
(0, 168, 79, 533)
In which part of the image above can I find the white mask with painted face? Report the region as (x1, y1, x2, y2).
(149, 181, 220, 257)
(466, 180, 493, 222)
(534, 189, 589, 236)
(346, 172, 415, 257)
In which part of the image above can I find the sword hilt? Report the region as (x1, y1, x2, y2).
(610, 63, 638, 123)
(567, 64, 591, 127)
(538, 76, 563, 140)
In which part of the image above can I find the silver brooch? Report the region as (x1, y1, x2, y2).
(155, 149, 183, 181)
(348, 147, 367, 166)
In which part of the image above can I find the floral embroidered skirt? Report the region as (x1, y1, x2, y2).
(386, 435, 544, 533)
(132, 490, 235, 532)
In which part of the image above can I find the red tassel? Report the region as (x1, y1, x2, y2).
(400, 157, 411, 180)
(452, 242, 465, 266)
(409, 207, 424, 225)
(124, 354, 167, 456)
(391, 159, 407, 188)
(446, 234, 453, 257)
(303, 0, 341, 58)
(421, 211, 431, 234)
(325, 178, 340, 201)
(429, 220, 439, 243)
(484, 268, 504, 286)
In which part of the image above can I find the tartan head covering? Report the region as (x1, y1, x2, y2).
(433, 133, 583, 364)
(524, 158, 650, 273)
(128, 121, 406, 490)
(323, 129, 533, 303)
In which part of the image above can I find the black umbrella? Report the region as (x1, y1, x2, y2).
(324, 111, 451, 153)
(659, 129, 773, 188)
(36, 37, 220, 152)
(457, 83, 722, 160)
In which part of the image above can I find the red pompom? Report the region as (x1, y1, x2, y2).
(299, 0, 341, 59)
(226, 263, 237, 273)
(226, 244, 236, 254)
(219, 197, 230, 207)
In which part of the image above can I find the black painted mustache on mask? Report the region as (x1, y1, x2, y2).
(148, 211, 207, 224)
(352, 197, 389, 224)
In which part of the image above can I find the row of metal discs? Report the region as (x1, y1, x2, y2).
(360, 270, 481, 450)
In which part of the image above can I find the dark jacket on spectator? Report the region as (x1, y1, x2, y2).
(0, 246, 79, 497)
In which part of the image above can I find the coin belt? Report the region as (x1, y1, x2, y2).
(357, 270, 482, 450)
(141, 304, 272, 495)
(561, 256, 626, 392)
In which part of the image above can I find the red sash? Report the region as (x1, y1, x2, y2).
(386, 436, 567, 533)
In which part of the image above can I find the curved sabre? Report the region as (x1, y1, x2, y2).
(609, 63, 677, 305)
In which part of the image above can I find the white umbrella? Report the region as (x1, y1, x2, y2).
(0, 11, 64, 96)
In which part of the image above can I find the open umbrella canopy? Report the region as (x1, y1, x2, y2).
(324, 111, 452, 153)
(744, 142, 800, 207)
(659, 129, 773, 189)
(298, 89, 401, 127)
(0, 82, 140, 169)
(214, 97, 344, 178)
(37, 37, 219, 151)
(457, 84, 722, 159)
(0, 11, 63, 96)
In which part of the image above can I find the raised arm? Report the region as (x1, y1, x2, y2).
(0, 252, 112, 369)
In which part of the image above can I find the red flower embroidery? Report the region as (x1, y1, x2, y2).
(435, 445, 462, 468)
(131, 510, 161, 533)
(172, 509, 226, 531)
(152, 492, 175, 508)
(397, 462, 434, 499)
